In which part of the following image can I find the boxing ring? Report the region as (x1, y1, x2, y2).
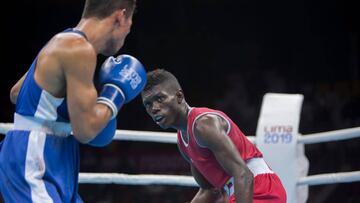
(0, 93, 359, 202)
(0, 125, 359, 191)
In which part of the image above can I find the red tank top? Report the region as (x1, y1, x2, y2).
(177, 107, 263, 188)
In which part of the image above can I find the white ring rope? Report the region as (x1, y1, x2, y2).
(0, 123, 254, 144)
(113, 129, 179, 143)
(297, 171, 360, 186)
(0, 123, 12, 135)
(298, 127, 360, 144)
(1, 123, 360, 186)
(78, 171, 360, 187)
(79, 173, 197, 187)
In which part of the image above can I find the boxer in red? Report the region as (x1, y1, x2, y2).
(141, 69, 286, 203)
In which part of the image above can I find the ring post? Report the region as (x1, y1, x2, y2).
(255, 93, 306, 203)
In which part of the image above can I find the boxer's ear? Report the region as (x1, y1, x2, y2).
(176, 89, 184, 104)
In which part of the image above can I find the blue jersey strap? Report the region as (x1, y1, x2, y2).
(62, 28, 88, 41)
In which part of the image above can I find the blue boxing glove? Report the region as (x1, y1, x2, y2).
(97, 54, 147, 119)
(88, 118, 117, 147)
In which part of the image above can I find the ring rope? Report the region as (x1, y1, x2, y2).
(78, 171, 360, 187)
(297, 171, 360, 186)
(297, 127, 360, 144)
(113, 129, 179, 143)
(79, 173, 197, 187)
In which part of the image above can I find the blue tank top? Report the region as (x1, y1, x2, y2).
(15, 28, 88, 122)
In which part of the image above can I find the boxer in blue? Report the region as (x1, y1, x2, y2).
(0, 0, 146, 202)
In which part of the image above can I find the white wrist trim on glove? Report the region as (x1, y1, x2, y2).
(97, 84, 125, 119)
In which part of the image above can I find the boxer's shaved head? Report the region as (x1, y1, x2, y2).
(142, 69, 182, 94)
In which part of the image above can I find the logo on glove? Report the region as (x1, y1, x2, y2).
(119, 65, 142, 90)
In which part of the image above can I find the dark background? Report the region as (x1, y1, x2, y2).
(1, 0, 359, 202)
